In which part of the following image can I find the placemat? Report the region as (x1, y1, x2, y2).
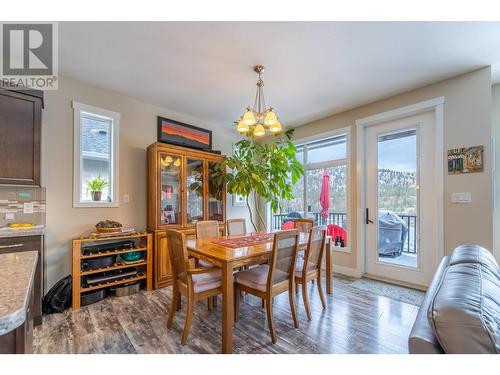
(212, 233, 274, 249)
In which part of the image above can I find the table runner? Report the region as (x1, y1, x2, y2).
(212, 233, 274, 249)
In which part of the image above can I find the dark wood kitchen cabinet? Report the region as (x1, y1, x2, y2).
(0, 88, 43, 186)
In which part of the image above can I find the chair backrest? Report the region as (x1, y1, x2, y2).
(195, 220, 219, 240)
(267, 229, 300, 289)
(294, 218, 314, 233)
(165, 229, 189, 284)
(302, 226, 327, 275)
(226, 218, 246, 236)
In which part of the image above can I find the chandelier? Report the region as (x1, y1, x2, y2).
(236, 65, 282, 136)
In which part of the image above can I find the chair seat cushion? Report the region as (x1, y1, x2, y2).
(235, 264, 290, 291)
(192, 269, 221, 293)
(235, 265, 270, 291)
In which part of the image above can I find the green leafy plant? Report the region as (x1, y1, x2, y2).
(218, 129, 304, 231)
(85, 175, 108, 193)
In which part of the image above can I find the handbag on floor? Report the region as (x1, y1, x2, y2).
(42, 275, 72, 314)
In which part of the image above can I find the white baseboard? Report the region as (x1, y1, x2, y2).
(331, 264, 362, 278)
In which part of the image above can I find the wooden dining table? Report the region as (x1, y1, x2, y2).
(186, 231, 333, 354)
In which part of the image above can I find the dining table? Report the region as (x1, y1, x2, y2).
(186, 231, 334, 354)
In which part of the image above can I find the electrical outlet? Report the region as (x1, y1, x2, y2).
(123, 193, 130, 203)
(5, 212, 15, 220)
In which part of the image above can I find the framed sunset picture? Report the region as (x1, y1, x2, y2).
(157, 116, 212, 150)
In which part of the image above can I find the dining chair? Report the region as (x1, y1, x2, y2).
(165, 229, 222, 345)
(226, 218, 247, 236)
(194, 220, 219, 268)
(234, 229, 300, 343)
(294, 218, 314, 233)
(195, 220, 220, 308)
(195, 220, 220, 239)
(295, 225, 327, 321)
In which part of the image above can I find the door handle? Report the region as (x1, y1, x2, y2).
(366, 208, 374, 224)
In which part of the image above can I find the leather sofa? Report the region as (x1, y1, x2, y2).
(408, 244, 500, 353)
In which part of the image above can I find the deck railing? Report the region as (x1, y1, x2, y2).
(271, 212, 417, 254)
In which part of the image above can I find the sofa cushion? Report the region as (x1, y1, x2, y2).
(428, 262, 500, 353)
(449, 244, 498, 270)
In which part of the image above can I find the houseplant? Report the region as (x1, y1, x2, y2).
(215, 129, 304, 231)
(85, 175, 108, 201)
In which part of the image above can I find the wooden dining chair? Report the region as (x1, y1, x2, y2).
(195, 220, 220, 239)
(226, 218, 247, 236)
(294, 218, 314, 233)
(234, 229, 300, 344)
(194, 220, 220, 307)
(194, 220, 219, 267)
(295, 225, 327, 321)
(165, 229, 222, 345)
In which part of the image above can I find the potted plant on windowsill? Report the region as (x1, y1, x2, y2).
(85, 175, 108, 201)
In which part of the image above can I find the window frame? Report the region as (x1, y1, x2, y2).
(275, 127, 352, 253)
(72, 101, 120, 208)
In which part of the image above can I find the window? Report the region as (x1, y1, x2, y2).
(73, 101, 119, 207)
(273, 129, 351, 250)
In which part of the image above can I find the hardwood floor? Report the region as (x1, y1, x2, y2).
(33, 276, 419, 354)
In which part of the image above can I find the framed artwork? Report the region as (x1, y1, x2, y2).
(157, 116, 212, 150)
(447, 145, 484, 174)
(232, 194, 246, 207)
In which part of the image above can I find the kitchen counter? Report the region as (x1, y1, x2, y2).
(0, 251, 38, 335)
(0, 226, 45, 238)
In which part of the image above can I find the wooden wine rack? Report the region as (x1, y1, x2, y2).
(72, 232, 152, 309)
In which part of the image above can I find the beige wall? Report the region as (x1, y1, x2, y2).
(291, 67, 493, 271)
(492, 83, 500, 263)
(42, 76, 251, 291)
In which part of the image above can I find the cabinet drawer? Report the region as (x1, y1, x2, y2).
(0, 236, 41, 253)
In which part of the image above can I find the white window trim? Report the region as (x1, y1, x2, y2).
(269, 126, 352, 253)
(72, 101, 120, 208)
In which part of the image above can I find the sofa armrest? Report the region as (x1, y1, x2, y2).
(408, 256, 449, 354)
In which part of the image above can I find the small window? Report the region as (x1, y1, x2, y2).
(73, 101, 119, 207)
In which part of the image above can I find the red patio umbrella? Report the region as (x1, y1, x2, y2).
(320, 170, 330, 219)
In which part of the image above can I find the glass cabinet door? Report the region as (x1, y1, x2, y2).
(186, 158, 204, 224)
(208, 161, 224, 222)
(160, 153, 182, 226)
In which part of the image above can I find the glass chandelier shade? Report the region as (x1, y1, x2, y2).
(236, 65, 283, 137)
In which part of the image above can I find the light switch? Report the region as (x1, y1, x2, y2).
(23, 202, 34, 214)
(123, 193, 130, 203)
(451, 192, 472, 203)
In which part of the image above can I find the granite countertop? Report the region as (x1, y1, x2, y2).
(0, 251, 38, 335)
(0, 226, 45, 238)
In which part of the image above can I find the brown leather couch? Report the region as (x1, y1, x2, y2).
(408, 245, 500, 353)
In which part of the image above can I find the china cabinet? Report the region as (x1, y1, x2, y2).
(147, 142, 226, 288)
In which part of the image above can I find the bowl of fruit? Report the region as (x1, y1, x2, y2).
(95, 220, 123, 233)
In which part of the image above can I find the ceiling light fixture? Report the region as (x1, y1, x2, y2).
(236, 65, 282, 137)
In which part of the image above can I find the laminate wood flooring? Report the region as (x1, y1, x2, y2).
(33, 275, 419, 354)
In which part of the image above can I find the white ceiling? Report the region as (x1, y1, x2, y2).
(60, 22, 500, 128)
